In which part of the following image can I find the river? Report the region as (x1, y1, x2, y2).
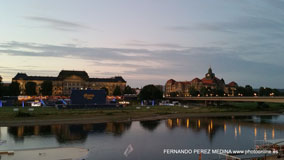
(1, 115, 284, 159)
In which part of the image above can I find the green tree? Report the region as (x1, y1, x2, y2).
(259, 87, 274, 96)
(244, 85, 254, 96)
(0, 81, 3, 97)
(25, 82, 37, 96)
(41, 81, 53, 96)
(0, 82, 10, 97)
(123, 85, 135, 94)
(169, 92, 177, 97)
(272, 89, 280, 96)
(236, 86, 245, 96)
(216, 88, 225, 96)
(9, 82, 20, 96)
(259, 87, 265, 96)
(113, 86, 122, 96)
(200, 87, 209, 96)
(189, 86, 198, 96)
(139, 84, 163, 100)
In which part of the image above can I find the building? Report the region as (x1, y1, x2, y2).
(12, 70, 126, 96)
(165, 67, 238, 97)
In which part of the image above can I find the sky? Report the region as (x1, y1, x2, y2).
(0, 0, 284, 88)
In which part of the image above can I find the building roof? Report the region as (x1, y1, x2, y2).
(13, 73, 56, 81)
(227, 81, 238, 87)
(191, 77, 201, 83)
(166, 79, 176, 84)
(89, 76, 126, 83)
(13, 73, 28, 80)
(12, 70, 126, 83)
(57, 70, 89, 80)
(201, 77, 221, 85)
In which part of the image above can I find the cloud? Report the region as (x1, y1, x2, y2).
(26, 16, 92, 31)
(124, 40, 188, 49)
(169, 16, 284, 35)
(1, 41, 284, 88)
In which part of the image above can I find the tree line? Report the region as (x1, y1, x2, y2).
(0, 81, 53, 97)
(170, 85, 282, 97)
(0, 79, 282, 101)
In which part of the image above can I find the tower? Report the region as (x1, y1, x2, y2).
(205, 67, 215, 79)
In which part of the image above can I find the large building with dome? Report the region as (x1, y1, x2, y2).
(165, 68, 238, 97)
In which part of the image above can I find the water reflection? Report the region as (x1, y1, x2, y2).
(139, 120, 160, 131)
(165, 118, 223, 141)
(7, 121, 132, 143)
(165, 116, 281, 141)
(1, 115, 284, 160)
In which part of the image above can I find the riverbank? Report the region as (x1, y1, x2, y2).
(1, 102, 284, 126)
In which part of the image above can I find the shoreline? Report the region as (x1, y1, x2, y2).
(0, 111, 281, 127)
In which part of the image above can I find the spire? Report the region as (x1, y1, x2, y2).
(205, 66, 215, 79)
(208, 67, 212, 74)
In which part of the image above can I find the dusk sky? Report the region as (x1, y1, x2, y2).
(1, 0, 284, 88)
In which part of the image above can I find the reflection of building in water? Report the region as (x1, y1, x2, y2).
(105, 122, 132, 136)
(272, 128, 275, 139)
(165, 118, 221, 140)
(254, 127, 257, 137)
(8, 125, 51, 141)
(140, 120, 161, 131)
(7, 122, 132, 143)
(8, 124, 88, 143)
(52, 125, 88, 143)
(186, 119, 189, 128)
(18, 126, 24, 137)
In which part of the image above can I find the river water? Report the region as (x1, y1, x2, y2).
(1, 115, 284, 160)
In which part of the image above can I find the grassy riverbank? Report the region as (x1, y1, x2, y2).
(0, 102, 284, 126)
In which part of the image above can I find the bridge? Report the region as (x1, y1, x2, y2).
(167, 96, 284, 103)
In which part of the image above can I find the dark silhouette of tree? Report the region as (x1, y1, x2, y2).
(259, 87, 278, 96)
(0, 81, 3, 97)
(272, 89, 280, 96)
(41, 81, 53, 96)
(216, 88, 224, 96)
(140, 120, 161, 131)
(259, 87, 265, 96)
(9, 82, 20, 96)
(139, 85, 163, 100)
(189, 86, 199, 96)
(244, 85, 254, 96)
(200, 87, 209, 96)
(236, 86, 245, 96)
(123, 85, 135, 94)
(25, 82, 37, 96)
(170, 92, 177, 97)
(113, 86, 122, 96)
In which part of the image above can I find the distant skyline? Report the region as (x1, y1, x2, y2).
(1, 0, 284, 88)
